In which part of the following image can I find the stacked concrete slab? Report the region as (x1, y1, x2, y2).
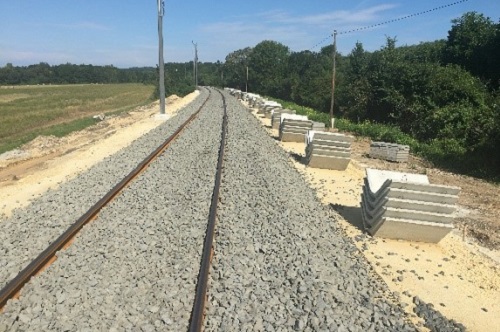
(253, 98, 267, 111)
(312, 121, 326, 132)
(361, 168, 460, 243)
(279, 114, 312, 142)
(244, 93, 261, 107)
(265, 107, 282, 119)
(271, 109, 296, 129)
(370, 142, 410, 162)
(229, 89, 243, 99)
(304, 131, 353, 170)
(258, 101, 282, 115)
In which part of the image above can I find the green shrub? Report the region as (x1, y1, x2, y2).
(268, 96, 500, 182)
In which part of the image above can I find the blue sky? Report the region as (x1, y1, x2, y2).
(0, 0, 498, 68)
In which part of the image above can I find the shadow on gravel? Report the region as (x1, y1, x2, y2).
(289, 152, 304, 164)
(330, 203, 364, 232)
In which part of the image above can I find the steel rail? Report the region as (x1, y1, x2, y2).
(189, 89, 228, 332)
(0, 88, 212, 309)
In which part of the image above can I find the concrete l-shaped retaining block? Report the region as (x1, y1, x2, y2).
(279, 116, 312, 142)
(361, 168, 460, 243)
(304, 131, 353, 170)
(271, 109, 296, 129)
(361, 208, 454, 243)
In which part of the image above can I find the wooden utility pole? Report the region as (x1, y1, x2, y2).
(157, 0, 165, 114)
(192, 41, 198, 87)
(245, 65, 248, 93)
(329, 30, 337, 129)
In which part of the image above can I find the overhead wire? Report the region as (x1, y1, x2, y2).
(311, 0, 470, 49)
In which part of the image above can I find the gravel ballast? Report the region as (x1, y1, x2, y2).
(1, 88, 464, 331)
(0, 88, 223, 331)
(0, 89, 209, 288)
(204, 91, 416, 331)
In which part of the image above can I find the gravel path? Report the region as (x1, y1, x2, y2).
(203, 91, 416, 331)
(0, 87, 223, 331)
(0, 89, 209, 288)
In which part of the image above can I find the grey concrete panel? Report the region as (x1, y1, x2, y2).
(306, 148, 351, 159)
(306, 155, 350, 170)
(280, 132, 307, 142)
(362, 185, 456, 214)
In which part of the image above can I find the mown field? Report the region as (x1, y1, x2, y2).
(0, 84, 155, 154)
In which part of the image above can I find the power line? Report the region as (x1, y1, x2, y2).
(311, 35, 331, 51)
(311, 0, 470, 49)
(339, 0, 470, 35)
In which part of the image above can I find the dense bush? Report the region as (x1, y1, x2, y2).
(222, 12, 499, 180)
(276, 98, 499, 181)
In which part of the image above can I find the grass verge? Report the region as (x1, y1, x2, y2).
(0, 84, 155, 154)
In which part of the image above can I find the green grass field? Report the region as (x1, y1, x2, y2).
(0, 83, 155, 154)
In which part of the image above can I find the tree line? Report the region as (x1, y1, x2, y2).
(0, 63, 155, 85)
(0, 61, 224, 98)
(221, 12, 500, 180)
(1, 11, 498, 179)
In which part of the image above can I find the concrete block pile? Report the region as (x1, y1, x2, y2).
(361, 168, 460, 243)
(225, 88, 243, 99)
(279, 114, 312, 142)
(244, 93, 261, 107)
(253, 98, 266, 111)
(258, 101, 282, 115)
(271, 109, 296, 129)
(304, 131, 353, 170)
(312, 121, 326, 132)
(264, 106, 282, 119)
(370, 141, 410, 162)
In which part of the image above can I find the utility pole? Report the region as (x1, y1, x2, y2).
(329, 30, 337, 129)
(245, 65, 248, 93)
(157, 0, 165, 114)
(192, 41, 198, 87)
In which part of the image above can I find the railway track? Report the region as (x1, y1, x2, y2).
(1, 87, 226, 331)
(1, 88, 424, 331)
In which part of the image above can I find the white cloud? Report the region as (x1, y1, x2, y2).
(258, 4, 398, 28)
(199, 21, 310, 61)
(197, 3, 400, 60)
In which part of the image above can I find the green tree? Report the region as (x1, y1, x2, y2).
(339, 42, 371, 120)
(444, 12, 500, 87)
(285, 50, 331, 112)
(248, 40, 290, 98)
(223, 47, 252, 91)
